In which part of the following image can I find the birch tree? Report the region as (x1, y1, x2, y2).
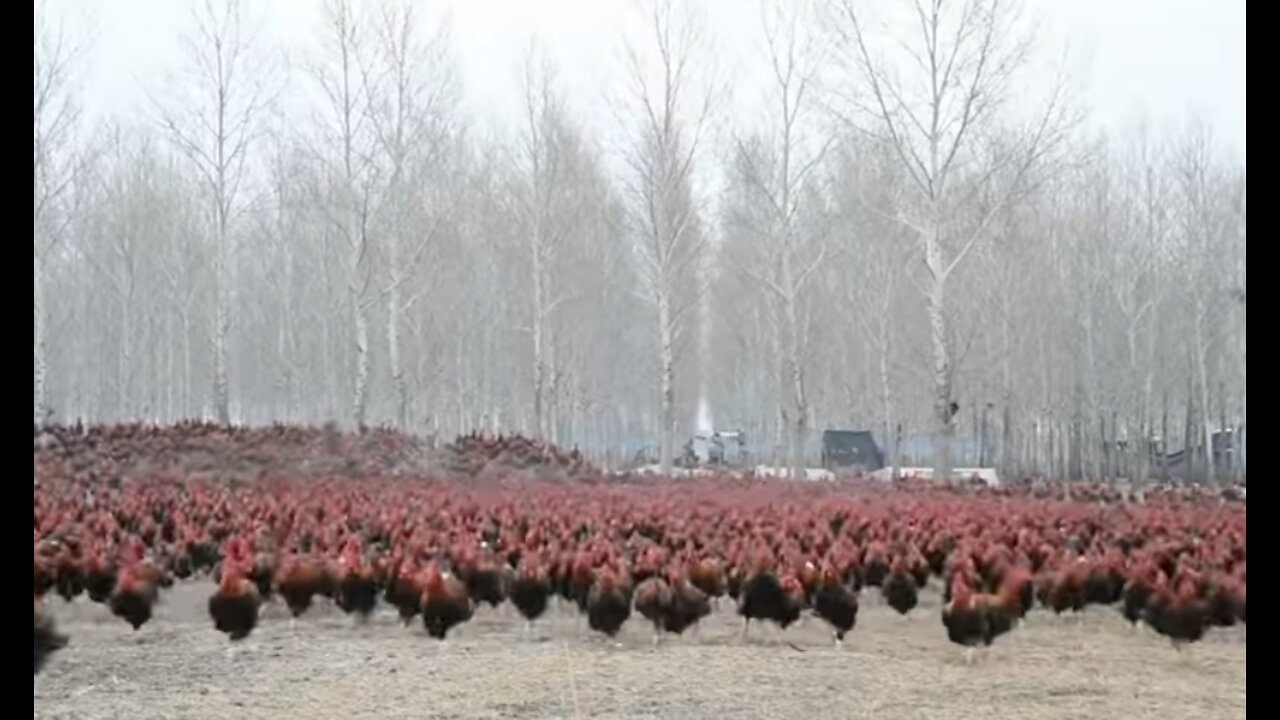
(307, 0, 383, 429)
(152, 0, 275, 424)
(617, 0, 717, 472)
(365, 0, 457, 428)
(513, 46, 613, 441)
(34, 0, 88, 424)
(831, 0, 1074, 481)
(726, 0, 835, 479)
(1171, 120, 1234, 483)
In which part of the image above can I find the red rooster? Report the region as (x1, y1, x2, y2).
(275, 553, 334, 623)
(660, 568, 711, 638)
(420, 562, 473, 640)
(335, 538, 379, 621)
(1144, 570, 1210, 649)
(384, 557, 425, 625)
(510, 554, 552, 635)
(586, 562, 632, 639)
(812, 564, 858, 645)
(209, 551, 262, 642)
(633, 575, 674, 644)
(941, 572, 1026, 663)
(881, 556, 919, 616)
(109, 541, 161, 632)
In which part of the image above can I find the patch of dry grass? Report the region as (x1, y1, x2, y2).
(35, 582, 1245, 720)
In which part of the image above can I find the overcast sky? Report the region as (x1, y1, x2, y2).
(51, 0, 1245, 159)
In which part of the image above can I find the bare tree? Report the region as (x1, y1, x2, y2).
(727, 0, 838, 479)
(831, 0, 1074, 481)
(34, 0, 90, 423)
(616, 0, 718, 472)
(513, 46, 611, 441)
(151, 0, 275, 423)
(365, 0, 457, 428)
(1171, 119, 1234, 483)
(306, 0, 383, 429)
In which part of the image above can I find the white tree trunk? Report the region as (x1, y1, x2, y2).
(658, 293, 676, 473)
(387, 237, 408, 428)
(212, 234, 231, 424)
(925, 233, 955, 483)
(352, 283, 370, 430)
(1194, 297, 1215, 482)
(531, 230, 547, 439)
(34, 252, 48, 424)
(785, 293, 807, 481)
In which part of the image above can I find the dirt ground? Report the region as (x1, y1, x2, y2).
(35, 581, 1245, 720)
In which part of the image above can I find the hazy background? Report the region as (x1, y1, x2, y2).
(35, 0, 1245, 481)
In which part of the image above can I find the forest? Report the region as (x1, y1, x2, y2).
(34, 0, 1245, 482)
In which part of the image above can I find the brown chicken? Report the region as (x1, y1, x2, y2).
(420, 563, 473, 640)
(384, 557, 426, 625)
(882, 556, 919, 616)
(941, 571, 1026, 663)
(633, 575, 674, 644)
(109, 562, 159, 632)
(662, 568, 712, 637)
(586, 563, 632, 639)
(275, 553, 334, 621)
(83, 545, 118, 604)
(1144, 570, 1210, 649)
(510, 554, 552, 633)
(812, 564, 858, 645)
(687, 556, 728, 604)
(209, 556, 262, 641)
(1121, 561, 1159, 627)
(460, 546, 512, 610)
(335, 538, 378, 621)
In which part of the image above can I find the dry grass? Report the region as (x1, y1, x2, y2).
(35, 582, 1245, 720)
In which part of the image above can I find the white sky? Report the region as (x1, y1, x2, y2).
(52, 0, 1245, 159)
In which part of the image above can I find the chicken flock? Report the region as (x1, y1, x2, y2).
(35, 423, 1245, 677)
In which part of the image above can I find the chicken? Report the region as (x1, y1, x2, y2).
(1083, 554, 1125, 606)
(1144, 571, 1210, 649)
(661, 569, 712, 637)
(1044, 561, 1088, 616)
(54, 550, 84, 602)
(686, 556, 728, 603)
(83, 547, 118, 604)
(109, 563, 159, 631)
(35, 552, 57, 599)
(586, 565, 632, 639)
(1120, 562, 1158, 627)
(420, 564, 473, 640)
(1205, 574, 1246, 628)
(797, 560, 822, 605)
(941, 571, 1026, 663)
(772, 574, 807, 630)
(737, 552, 779, 627)
(461, 547, 512, 610)
(862, 542, 890, 588)
(275, 553, 334, 620)
(208, 561, 262, 641)
(567, 550, 596, 613)
(335, 540, 379, 621)
(35, 598, 68, 675)
(812, 565, 858, 645)
(633, 575, 674, 644)
(384, 558, 425, 625)
(881, 556, 919, 616)
(510, 555, 552, 633)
